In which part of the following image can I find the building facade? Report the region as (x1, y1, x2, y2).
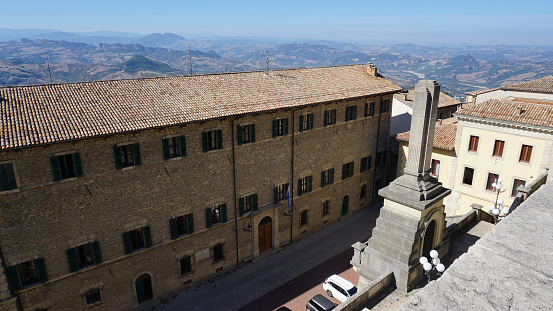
(0, 64, 401, 310)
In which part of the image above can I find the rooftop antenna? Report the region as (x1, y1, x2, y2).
(43, 38, 53, 84)
(189, 44, 193, 76)
(266, 51, 270, 74)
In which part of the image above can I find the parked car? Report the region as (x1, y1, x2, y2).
(322, 274, 358, 303)
(306, 294, 337, 311)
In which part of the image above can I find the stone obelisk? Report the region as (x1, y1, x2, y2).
(352, 80, 451, 291)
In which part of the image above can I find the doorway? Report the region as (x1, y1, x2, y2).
(422, 220, 436, 258)
(135, 274, 153, 304)
(342, 195, 349, 216)
(258, 217, 272, 253)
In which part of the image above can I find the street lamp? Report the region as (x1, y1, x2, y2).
(419, 250, 445, 282)
(488, 177, 509, 224)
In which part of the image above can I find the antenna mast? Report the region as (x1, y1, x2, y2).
(189, 44, 193, 76)
(266, 51, 270, 73)
(43, 38, 53, 84)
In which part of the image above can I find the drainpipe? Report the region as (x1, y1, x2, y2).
(231, 118, 239, 267)
(290, 110, 295, 244)
(371, 98, 382, 205)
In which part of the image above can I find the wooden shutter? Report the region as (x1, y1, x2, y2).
(72, 153, 83, 177)
(371, 102, 375, 116)
(324, 110, 328, 126)
(272, 120, 278, 138)
(66, 248, 79, 272)
(299, 115, 304, 132)
(122, 231, 133, 254)
(162, 138, 170, 160)
(187, 213, 194, 234)
(364, 103, 368, 117)
(170, 218, 178, 239)
(349, 162, 354, 177)
(91, 241, 102, 264)
(274, 186, 278, 203)
(353, 106, 357, 120)
(309, 113, 314, 130)
(179, 136, 187, 156)
(321, 171, 326, 187)
(202, 132, 208, 152)
(114, 146, 123, 169)
(307, 176, 312, 192)
(345, 107, 350, 121)
(250, 124, 256, 143)
(133, 144, 141, 166)
(136, 279, 146, 303)
(342, 164, 347, 180)
(329, 168, 334, 184)
(239, 197, 244, 216)
(221, 204, 228, 223)
(5, 266, 21, 292)
(35, 257, 48, 283)
(50, 156, 62, 181)
(252, 194, 258, 211)
(284, 118, 289, 135)
(237, 125, 243, 145)
(143, 226, 152, 248)
(298, 178, 303, 195)
(216, 130, 223, 149)
(205, 208, 212, 228)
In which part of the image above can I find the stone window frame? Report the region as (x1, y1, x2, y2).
(511, 178, 526, 197)
(50, 151, 83, 181)
(492, 139, 505, 158)
(114, 142, 141, 169)
(461, 166, 475, 187)
(178, 254, 194, 276)
(212, 243, 225, 263)
(324, 109, 337, 126)
(162, 134, 187, 160)
(0, 160, 20, 193)
(237, 123, 256, 145)
(300, 209, 309, 227)
(518, 143, 534, 164)
(485, 171, 500, 192)
(322, 200, 330, 216)
(345, 105, 357, 122)
(467, 135, 480, 153)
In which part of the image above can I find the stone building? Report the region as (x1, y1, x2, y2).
(0, 64, 401, 310)
(465, 75, 553, 105)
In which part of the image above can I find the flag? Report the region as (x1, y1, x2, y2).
(286, 185, 291, 212)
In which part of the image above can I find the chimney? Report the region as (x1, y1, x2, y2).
(516, 106, 523, 116)
(366, 63, 377, 76)
(404, 93, 408, 101)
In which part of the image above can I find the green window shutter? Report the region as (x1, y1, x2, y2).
(353, 106, 357, 120)
(332, 109, 337, 124)
(136, 279, 146, 304)
(162, 138, 170, 160)
(221, 204, 228, 223)
(284, 118, 289, 135)
(324, 110, 328, 126)
(342, 164, 347, 180)
(361, 157, 367, 172)
(238, 197, 244, 216)
(321, 171, 326, 187)
(237, 125, 243, 145)
(0, 163, 17, 191)
(91, 241, 102, 265)
(309, 113, 314, 130)
(35, 257, 48, 283)
(170, 218, 178, 239)
(216, 129, 223, 149)
(50, 156, 62, 181)
(250, 124, 256, 143)
(274, 187, 278, 203)
(307, 176, 313, 192)
(272, 120, 278, 138)
(6, 265, 21, 292)
(364, 103, 368, 117)
(143, 226, 152, 248)
(122, 231, 133, 254)
(299, 115, 304, 132)
(202, 132, 208, 152)
(180, 136, 187, 156)
(187, 213, 194, 234)
(298, 178, 302, 195)
(329, 168, 335, 184)
(73, 153, 83, 177)
(368, 156, 372, 170)
(350, 162, 355, 177)
(67, 247, 79, 272)
(133, 144, 141, 166)
(114, 146, 123, 169)
(205, 208, 212, 228)
(345, 107, 350, 122)
(252, 194, 258, 211)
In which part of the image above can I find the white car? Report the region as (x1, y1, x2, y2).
(322, 274, 357, 303)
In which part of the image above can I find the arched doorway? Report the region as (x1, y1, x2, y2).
(135, 274, 153, 304)
(258, 217, 272, 253)
(422, 220, 436, 258)
(342, 195, 349, 216)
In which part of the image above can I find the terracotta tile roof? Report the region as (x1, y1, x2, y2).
(501, 76, 553, 94)
(0, 65, 401, 150)
(393, 89, 461, 108)
(395, 120, 457, 151)
(465, 87, 500, 96)
(456, 98, 553, 128)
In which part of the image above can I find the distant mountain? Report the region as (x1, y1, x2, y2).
(130, 33, 187, 47)
(0, 28, 61, 42)
(117, 55, 175, 73)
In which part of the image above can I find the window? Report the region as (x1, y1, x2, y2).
(462, 167, 475, 185)
(0, 163, 17, 191)
(360, 156, 372, 173)
(85, 289, 102, 305)
(300, 210, 308, 226)
(468, 135, 479, 152)
(51, 153, 83, 181)
(237, 124, 256, 145)
(179, 256, 192, 275)
(431, 159, 441, 178)
(492, 140, 505, 158)
(5, 258, 47, 291)
(202, 130, 223, 152)
(163, 136, 186, 160)
(511, 179, 526, 197)
(213, 243, 224, 263)
(360, 184, 367, 199)
(67, 241, 102, 272)
(342, 162, 354, 179)
(205, 204, 227, 228)
(486, 173, 499, 191)
(122, 226, 152, 254)
(298, 176, 313, 195)
(324, 109, 337, 126)
(375, 151, 387, 167)
(299, 113, 314, 132)
(272, 118, 289, 137)
(380, 99, 391, 113)
(274, 183, 290, 203)
(365, 102, 375, 117)
(322, 201, 330, 216)
(114, 144, 141, 169)
(170, 214, 194, 239)
(345, 105, 357, 121)
(320, 168, 334, 187)
(239, 194, 258, 215)
(519, 145, 533, 163)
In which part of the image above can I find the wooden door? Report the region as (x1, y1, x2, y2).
(258, 217, 272, 253)
(342, 195, 349, 216)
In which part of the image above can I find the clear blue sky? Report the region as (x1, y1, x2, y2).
(3, 0, 552, 45)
